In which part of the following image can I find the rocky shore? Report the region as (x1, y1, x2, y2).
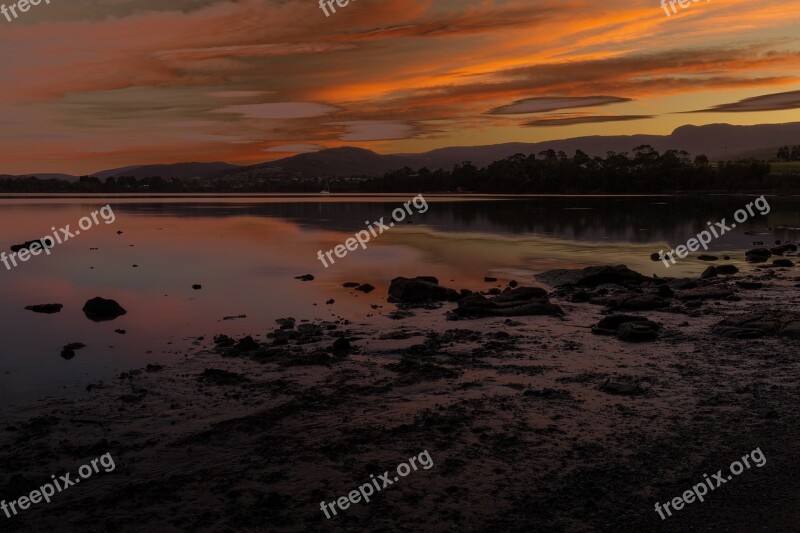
(1, 259, 799, 532)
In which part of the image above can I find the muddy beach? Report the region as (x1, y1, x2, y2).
(2, 256, 799, 532)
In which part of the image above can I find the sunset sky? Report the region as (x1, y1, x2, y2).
(1, 0, 799, 174)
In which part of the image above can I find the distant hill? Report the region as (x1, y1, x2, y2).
(0, 173, 79, 182)
(92, 162, 239, 180)
(217, 122, 800, 177)
(7, 122, 800, 180)
(215, 147, 409, 178)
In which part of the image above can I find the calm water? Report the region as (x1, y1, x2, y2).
(1, 194, 798, 402)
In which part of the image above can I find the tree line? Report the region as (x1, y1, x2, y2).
(0, 145, 791, 194)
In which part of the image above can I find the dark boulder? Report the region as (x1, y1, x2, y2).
(745, 248, 771, 263)
(536, 264, 650, 288)
(770, 243, 797, 256)
(356, 283, 375, 293)
(388, 277, 460, 305)
(61, 342, 86, 360)
(591, 314, 660, 341)
(773, 259, 795, 267)
(697, 255, 719, 261)
(617, 321, 660, 342)
(24, 304, 63, 314)
(82, 297, 127, 321)
(451, 287, 563, 318)
(715, 264, 739, 275)
(714, 312, 782, 339)
(294, 274, 314, 281)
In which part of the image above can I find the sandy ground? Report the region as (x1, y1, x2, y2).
(1, 264, 799, 532)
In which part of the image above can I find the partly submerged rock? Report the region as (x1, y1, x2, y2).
(60, 342, 86, 360)
(24, 303, 63, 314)
(770, 243, 797, 256)
(388, 277, 460, 305)
(745, 248, 772, 263)
(451, 286, 563, 318)
(82, 297, 127, 321)
(536, 264, 651, 288)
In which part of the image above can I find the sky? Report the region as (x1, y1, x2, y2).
(0, 0, 799, 174)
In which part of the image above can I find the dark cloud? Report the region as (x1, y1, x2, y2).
(488, 96, 632, 115)
(522, 115, 654, 126)
(688, 89, 800, 112)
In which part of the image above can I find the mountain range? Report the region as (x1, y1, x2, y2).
(5, 122, 800, 181)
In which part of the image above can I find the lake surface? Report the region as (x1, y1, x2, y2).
(1, 194, 798, 402)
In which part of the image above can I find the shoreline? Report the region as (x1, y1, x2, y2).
(2, 260, 799, 531)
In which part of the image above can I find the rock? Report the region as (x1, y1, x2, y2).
(616, 321, 660, 342)
(325, 299, 335, 305)
(723, 255, 731, 260)
(508, 280, 518, 288)
(650, 252, 662, 262)
(192, 284, 202, 290)
(779, 320, 800, 339)
(484, 276, 498, 282)
(697, 255, 719, 261)
(342, 282, 360, 288)
(591, 292, 668, 311)
(294, 274, 314, 281)
(24, 304, 63, 314)
(234, 336, 259, 352)
(715, 264, 739, 275)
(60, 342, 86, 360)
(667, 278, 696, 290)
(591, 315, 659, 341)
(114, 329, 126, 334)
(276, 317, 296, 329)
(213, 334, 235, 347)
(356, 284, 375, 293)
(745, 248, 772, 263)
(536, 264, 650, 288)
(674, 286, 734, 301)
(700, 266, 718, 279)
(10, 239, 50, 252)
(714, 313, 782, 339)
(773, 259, 795, 267)
(770, 243, 797, 256)
(145, 364, 164, 372)
(82, 297, 127, 321)
(451, 287, 563, 318)
(600, 380, 644, 396)
(592, 314, 649, 335)
(388, 277, 459, 305)
(331, 337, 351, 352)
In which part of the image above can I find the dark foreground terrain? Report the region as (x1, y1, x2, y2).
(2, 258, 799, 532)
